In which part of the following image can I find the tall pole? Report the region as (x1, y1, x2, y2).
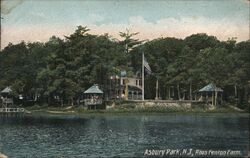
(142, 52, 144, 101)
(189, 82, 192, 101)
(215, 91, 218, 106)
(155, 78, 158, 100)
(109, 77, 111, 100)
(125, 78, 129, 100)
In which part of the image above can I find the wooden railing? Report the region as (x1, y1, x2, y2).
(84, 99, 102, 105)
(2, 98, 13, 104)
(128, 94, 142, 100)
(0, 108, 25, 113)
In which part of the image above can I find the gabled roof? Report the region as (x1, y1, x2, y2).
(199, 83, 223, 92)
(84, 84, 103, 94)
(1, 86, 12, 94)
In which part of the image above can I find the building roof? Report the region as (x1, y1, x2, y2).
(1, 86, 12, 94)
(199, 83, 223, 92)
(127, 84, 142, 91)
(84, 84, 103, 94)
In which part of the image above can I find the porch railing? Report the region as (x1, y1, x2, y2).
(84, 99, 103, 105)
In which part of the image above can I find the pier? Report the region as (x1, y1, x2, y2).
(0, 108, 25, 113)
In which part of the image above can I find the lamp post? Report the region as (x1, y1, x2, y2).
(155, 77, 159, 100)
(110, 76, 113, 100)
(115, 75, 120, 100)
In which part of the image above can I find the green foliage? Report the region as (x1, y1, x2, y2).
(0, 26, 249, 108)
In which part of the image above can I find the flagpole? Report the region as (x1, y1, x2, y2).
(142, 52, 144, 101)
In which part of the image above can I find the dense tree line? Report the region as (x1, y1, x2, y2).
(0, 26, 249, 109)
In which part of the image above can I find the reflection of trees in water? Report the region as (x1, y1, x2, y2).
(0, 115, 249, 157)
(81, 116, 148, 155)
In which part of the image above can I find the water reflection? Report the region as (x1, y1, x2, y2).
(0, 114, 249, 157)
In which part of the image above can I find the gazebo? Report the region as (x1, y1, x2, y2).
(1, 86, 14, 108)
(84, 84, 103, 109)
(198, 83, 223, 106)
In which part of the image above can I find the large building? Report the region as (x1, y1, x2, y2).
(108, 73, 142, 100)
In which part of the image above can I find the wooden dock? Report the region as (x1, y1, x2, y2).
(0, 108, 26, 113)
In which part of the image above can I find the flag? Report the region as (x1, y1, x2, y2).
(141, 53, 152, 101)
(144, 56, 152, 74)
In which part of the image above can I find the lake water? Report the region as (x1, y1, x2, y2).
(0, 113, 249, 157)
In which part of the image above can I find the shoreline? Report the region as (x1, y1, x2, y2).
(21, 109, 249, 120)
(23, 105, 249, 116)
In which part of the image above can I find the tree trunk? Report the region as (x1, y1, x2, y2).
(215, 91, 218, 106)
(34, 91, 38, 101)
(71, 97, 74, 106)
(61, 99, 64, 107)
(244, 84, 249, 108)
(155, 79, 159, 100)
(177, 84, 180, 100)
(234, 85, 237, 97)
(48, 95, 51, 105)
(221, 93, 223, 104)
(189, 82, 192, 101)
(168, 86, 171, 99)
(212, 92, 214, 106)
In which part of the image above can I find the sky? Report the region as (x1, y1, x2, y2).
(1, 0, 249, 49)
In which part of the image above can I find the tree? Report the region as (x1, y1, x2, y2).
(119, 29, 142, 54)
(0, 27, 249, 109)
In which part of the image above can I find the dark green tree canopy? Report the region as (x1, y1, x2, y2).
(0, 26, 249, 107)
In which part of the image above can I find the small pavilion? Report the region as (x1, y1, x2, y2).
(198, 83, 223, 106)
(84, 84, 104, 109)
(0, 86, 14, 108)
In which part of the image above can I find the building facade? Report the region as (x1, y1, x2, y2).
(109, 75, 142, 100)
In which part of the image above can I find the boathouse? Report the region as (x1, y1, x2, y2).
(84, 84, 104, 109)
